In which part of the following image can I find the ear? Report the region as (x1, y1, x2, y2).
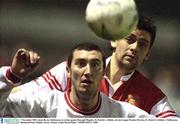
(110, 40, 117, 49)
(66, 66, 71, 78)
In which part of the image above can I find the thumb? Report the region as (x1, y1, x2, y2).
(16, 49, 27, 60)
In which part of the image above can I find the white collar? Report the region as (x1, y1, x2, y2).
(106, 56, 135, 82)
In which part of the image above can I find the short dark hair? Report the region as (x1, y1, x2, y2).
(67, 42, 106, 69)
(137, 14, 156, 48)
(109, 14, 156, 50)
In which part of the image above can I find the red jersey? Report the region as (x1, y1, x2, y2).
(100, 71, 166, 114)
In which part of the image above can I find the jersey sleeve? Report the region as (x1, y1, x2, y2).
(40, 61, 68, 91)
(118, 102, 155, 118)
(0, 66, 21, 89)
(0, 87, 49, 117)
(0, 63, 68, 117)
(150, 96, 177, 118)
(2, 61, 68, 95)
(0, 67, 50, 117)
(0, 66, 29, 117)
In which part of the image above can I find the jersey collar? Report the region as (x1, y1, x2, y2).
(64, 89, 102, 115)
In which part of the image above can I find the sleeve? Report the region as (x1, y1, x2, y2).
(123, 102, 155, 118)
(2, 61, 68, 95)
(35, 61, 68, 91)
(0, 67, 50, 117)
(0, 66, 21, 90)
(150, 96, 177, 118)
(0, 88, 48, 117)
(0, 67, 12, 116)
(0, 66, 23, 117)
(0, 63, 68, 117)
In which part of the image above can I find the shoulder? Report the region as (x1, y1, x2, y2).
(133, 70, 154, 84)
(133, 70, 165, 95)
(101, 92, 124, 109)
(120, 101, 154, 118)
(48, 89, 64, 98)
(36, 89, 64, 106)
(128, 71, 166, 112)
(101, 93, 152, 118)
(49, 61, 67, 73)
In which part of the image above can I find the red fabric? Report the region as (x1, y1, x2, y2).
(6, 68, 21, 84)
(100, 71, 165, 113)
(99, 79, 109, 96)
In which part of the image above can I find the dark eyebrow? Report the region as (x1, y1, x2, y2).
(75, 58, 101, 62)
(75, 58, 86, 62)
(92, 58, 101, 61)
(129, 34, 150, 43)
(125, 34, 136, 40)
(139, 38, 150, 44)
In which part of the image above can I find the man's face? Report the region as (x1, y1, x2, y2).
(111, 28, 151, 70)
(68, 50, 104, 100)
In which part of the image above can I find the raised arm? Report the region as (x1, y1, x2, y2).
(0, 48, 42, 117)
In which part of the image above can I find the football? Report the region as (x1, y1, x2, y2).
(85, 0, 138, 41)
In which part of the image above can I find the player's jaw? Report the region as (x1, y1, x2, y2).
(117, 50, 138, 69)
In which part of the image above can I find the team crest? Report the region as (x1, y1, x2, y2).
(125, 94, 140, 107)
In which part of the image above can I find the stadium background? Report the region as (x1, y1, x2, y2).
(0, 0, 180, 116)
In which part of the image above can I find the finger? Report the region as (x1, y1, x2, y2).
(17, 49, 31, 67)
(30, 59, 40, 69)
(29, 51, 40, 65)
(22, 50, 31, 67)
(16, 48, 26, 59)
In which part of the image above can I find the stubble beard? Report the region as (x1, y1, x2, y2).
(118, 57, 137, 73)
(77, 88, 97, 101)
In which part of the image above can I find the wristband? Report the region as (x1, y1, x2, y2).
(6, 68, 22, 84)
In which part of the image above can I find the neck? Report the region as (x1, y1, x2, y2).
(70, 88, 99, 110)
(106, 55, 132, 84)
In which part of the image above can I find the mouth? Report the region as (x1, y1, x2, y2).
(81, 79, 92, 85)
(125, 54, 137, 61)
(125, 54, 137, 60)
(127, 55, 136, 59)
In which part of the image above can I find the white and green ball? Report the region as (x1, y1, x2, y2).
(85, 0, 138, 40)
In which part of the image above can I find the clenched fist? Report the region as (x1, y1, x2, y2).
(11, 48, 40, 79)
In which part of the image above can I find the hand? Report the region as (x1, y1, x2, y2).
(11, 48, 40, 79)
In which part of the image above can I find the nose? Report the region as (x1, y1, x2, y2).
(130, 42, 138, 53)
(84, 64, 92, 76)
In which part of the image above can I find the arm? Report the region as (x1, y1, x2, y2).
(0, 67, 18, 117)
(150, 97, 177, 118)
(0, 49, 41, 117)
(32, 61, 68, 91)
(12, 61, 69, 93)
(9, 48, 68, 93)
(0, 68, 50, 117)
(0, 48, 69, 117)
(0, 48, 40, 92)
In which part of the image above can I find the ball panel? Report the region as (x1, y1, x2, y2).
(85, 0, 138, 41)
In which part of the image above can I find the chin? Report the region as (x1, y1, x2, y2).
(123, 62, 137, 69)
(78, 91, 93, 100)
(79, 87, 91, 94)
